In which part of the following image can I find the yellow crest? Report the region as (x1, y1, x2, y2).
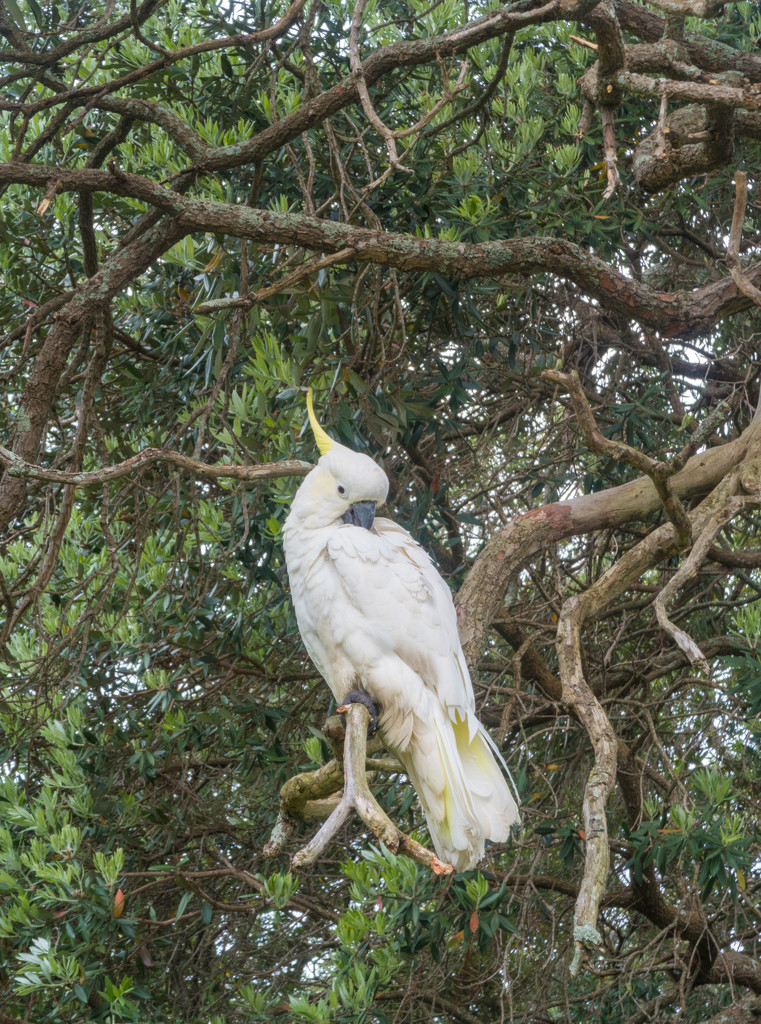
(306, 389, 334, 456)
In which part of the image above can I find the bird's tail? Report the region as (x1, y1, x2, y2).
(399, 704, 519, 871)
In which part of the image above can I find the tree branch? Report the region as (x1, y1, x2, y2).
(287, 704, 453, 874)
(556, 592, 618, 975)
(727, 170, 761, 307)
(2, 161, 758, 337)
(0, 445, 311, 487)
(542, 368, 692, 545)
(456, 405, 761, 672)
(654, 491, 757, 670)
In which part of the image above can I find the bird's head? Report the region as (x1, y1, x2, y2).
(289, 390, 389, 530)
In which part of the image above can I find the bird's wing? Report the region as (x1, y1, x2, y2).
(326, 517, 475, 719)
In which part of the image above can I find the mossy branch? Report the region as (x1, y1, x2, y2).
(264, 706, 452, 875)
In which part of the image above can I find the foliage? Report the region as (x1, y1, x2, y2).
(0, 0, 761, 1021)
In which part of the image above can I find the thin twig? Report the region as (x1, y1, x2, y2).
(195, 247, 356, 314)
(542, 370, 691, 545)
(569, 34, 597, 50)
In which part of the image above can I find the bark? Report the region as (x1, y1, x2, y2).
(0, 0, 165, 67)
(0, 216, 184, 530)
(556, 594, 618, 975)
(457, 392, 761, 972)
(633, 104, 735, 193)
(2, 163, 758, 339)
(709, 954, 761, 994)
(554, 451, 761, 972)
(0, 446, 311, 488)
(456, 413, 761, 670)
(614, 0, 761, 80)
(285, 704, 453, 874)
(696, 999, 761, 1024)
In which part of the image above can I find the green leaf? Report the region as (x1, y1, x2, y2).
(175, 891, 192, 922)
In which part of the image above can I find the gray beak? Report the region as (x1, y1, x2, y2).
(342, 501, 376, 530)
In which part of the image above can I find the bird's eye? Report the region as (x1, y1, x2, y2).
(337, 484, 346, 495)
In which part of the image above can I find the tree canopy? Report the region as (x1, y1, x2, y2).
(1, 0, 761, 1021)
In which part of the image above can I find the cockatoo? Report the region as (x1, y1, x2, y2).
(283, 392, 519, 870)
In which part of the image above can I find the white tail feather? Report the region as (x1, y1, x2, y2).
(397, 704, 519, 871)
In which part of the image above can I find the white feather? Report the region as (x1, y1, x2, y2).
(283, 441, 519, 870)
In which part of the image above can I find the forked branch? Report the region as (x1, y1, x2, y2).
(349, 0, 469, 177)
(268, 704, 454, 875)
(544, 375, 761, 973)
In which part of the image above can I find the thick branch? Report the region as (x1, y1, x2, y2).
(556, 595, 618, 975)
(617, 70, 761, 112)
(456, 408, 761, 670)
(2, 162, 758, 337)
(0, 0, 164, 69)
(644, 0, 734, 20)
(551, 449, 761, 965)
(458, 400, 761, 972)
(696, 998, 761, 1024)
(613, 0, 761, 80)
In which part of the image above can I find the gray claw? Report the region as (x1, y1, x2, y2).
(337, 689, 380, 736)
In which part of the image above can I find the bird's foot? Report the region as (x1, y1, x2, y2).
(336, 690, 380, 737)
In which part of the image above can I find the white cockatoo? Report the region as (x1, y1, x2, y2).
(282, 392, 519, 870)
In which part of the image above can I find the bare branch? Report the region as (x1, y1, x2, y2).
(617, 70, 761, 112)
(653, 491, 758, 670)
(727, 170, 761, 307)
(556, 594, 618, 974)
(456, 408, 761, 672)
(645, 0, 734, 18)
(290, 703, 454, 874)
(195, 248, 357, 314)
(0, 444, 311, 487)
